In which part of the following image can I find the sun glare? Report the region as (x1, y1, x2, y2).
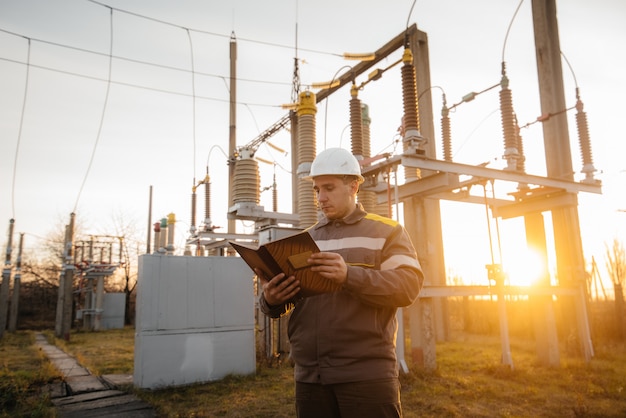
(504, 247, 548, 287)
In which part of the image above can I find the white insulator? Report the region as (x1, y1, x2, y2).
(232, 157, 260, 204)
(153, 229, 160, 254)
(166, 213, 176, 254)
(503, 147, 520, 171)
(159, 219, 168, 253)
(296, 162, 312, 177)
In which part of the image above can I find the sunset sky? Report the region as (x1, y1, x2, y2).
(1, 0, 624, 286)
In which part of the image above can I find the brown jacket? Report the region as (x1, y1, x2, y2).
(260, 204, 423, 384)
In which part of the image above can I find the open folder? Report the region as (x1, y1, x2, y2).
(229, 231, 341, 297)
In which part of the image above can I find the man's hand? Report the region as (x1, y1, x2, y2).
(308, 252, 348, 285)
(256, 269, 300, 306)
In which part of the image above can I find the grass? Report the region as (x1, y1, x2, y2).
(139, 367, 297, 417)
(43, 327, 135, 376)
(3, 327, 626, 417)
(0, 331, 61, 417)
(400, 337, 626, 417)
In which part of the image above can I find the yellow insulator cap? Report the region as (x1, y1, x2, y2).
(350, 83, 359, 98)
(402, 48, 413, 64)
(297, 91, 317, 116)
(167, 213, 176, 224)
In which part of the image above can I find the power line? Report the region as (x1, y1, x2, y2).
(501, 0, 525, 63)
(0, 28, 291, 88)
(2, 0, 351, 238)
(0, 56, 281, 108)
(186, 28, 198, 185)
(85, 0, 340, 58)
(73, 6, 114, 212)
(11, 38, 31, 220)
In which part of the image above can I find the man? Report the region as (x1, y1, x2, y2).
(258, 147, 423, 418)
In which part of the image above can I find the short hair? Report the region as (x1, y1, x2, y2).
(341, 175, 360, 184)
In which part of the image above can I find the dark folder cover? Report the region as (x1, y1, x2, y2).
(229, 231, 340, 297)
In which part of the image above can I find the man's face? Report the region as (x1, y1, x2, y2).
(312, 175, 357, 220)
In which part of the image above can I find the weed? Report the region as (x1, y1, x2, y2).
(0, 331, 60, 417)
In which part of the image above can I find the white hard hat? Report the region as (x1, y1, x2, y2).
(307, 148, 364, 183)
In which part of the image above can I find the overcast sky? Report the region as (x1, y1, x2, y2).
(1, 0, 625, 283)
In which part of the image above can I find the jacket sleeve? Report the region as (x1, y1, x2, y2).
(258, 293, 292, 318)
(341, 224, 424, 308)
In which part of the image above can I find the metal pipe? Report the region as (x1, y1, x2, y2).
(0, 219, 15, 338)
(8, 233, 23, 332)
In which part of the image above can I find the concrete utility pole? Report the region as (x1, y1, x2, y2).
(525, 213, 560, 366)
(55, 213, 76, 340)
(146, 185, 153, 254)
(531, 0, 593, 360)
(8, 233, 24, 333)
(82, 237, 95, 330)
(54, 233, 66, 337)
(0, 218, 15, 339)
(403, 27, 447, 372)
(228, 32, 237, 236)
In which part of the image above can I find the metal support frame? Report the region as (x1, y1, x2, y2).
(418, 282, 593, 363)
(361, 154, 601, 202)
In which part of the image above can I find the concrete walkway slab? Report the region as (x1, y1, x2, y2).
(65, 375, 107, 393)
(55, 360, 91, 377)
(102, 374, 134, 387)
(35, 332, 157, 417)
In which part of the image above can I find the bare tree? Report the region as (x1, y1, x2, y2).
(44, 214, 87, 262)
(10, 213, 142, 330)
(605, 239, 626, 339)
(106, 211, 143, 325)
(12, 217, 84, 330)
(19, 262, 62, 328)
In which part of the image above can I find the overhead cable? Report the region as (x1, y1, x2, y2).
(0, 56, 280, 108)
(0, 28, 290, 88)
(85, 0, 340, 57)
(11, 39, 31, 220)
(73, 6, 114, 212)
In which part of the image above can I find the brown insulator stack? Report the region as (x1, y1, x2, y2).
(296, 91, 318, 228)
(358, 103, 377, 214)
(272, 172, 278, 212)
(203, 174, 211, 229)
(514, 116, 527, 175)
(499, 70, 522, 171)
(350, 83, 364, 158)
(441, 103, 452, 162)
(190, 186, 197, 232)
(361, 104, 372, 164)
(575, 95, 596, 182)
(401, 48, 421, 180)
